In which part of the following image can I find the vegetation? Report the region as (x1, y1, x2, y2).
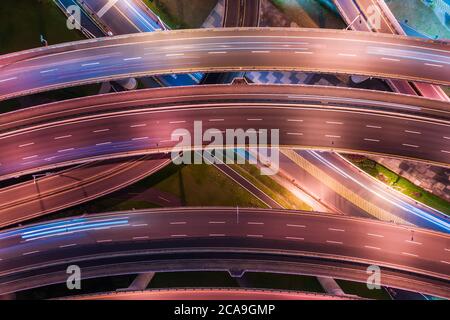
(243, 272, 325, 293)
(0, 0, 84, 55)
(229, 163, 312, 211)
(143, 0, 218, 29)
(154, 162, 267, 207)
(335, 280, 392, 300)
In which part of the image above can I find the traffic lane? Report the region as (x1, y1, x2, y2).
(299, 151, 449, 231)
(0, 106, 449, 179)
(83, 0, 160, 33)
(57, 0, 105, 37)
(302, 151, 445, 218)
(242, 0, 260, 27)
(2, 84, 450, 132)
(223, 0, 240, 27)
(0, 209, 448, 278)
(334, 0, 373, 31)
(0, 156, 170, 228)
(8, 35, 449, 82)
(1, 30, 450, 100)
(2, 28, 448, 66)
(354, 0, 397, 34)
(0, 105, 449, 179)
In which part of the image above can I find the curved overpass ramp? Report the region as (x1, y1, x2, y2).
(0, 28, 449, 101)
(0, 208, 448, 297)
(0, 84, 449, 182)
(0, 155, 171, 229)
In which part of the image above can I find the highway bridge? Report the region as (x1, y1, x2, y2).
(0, 84, 449, 183)
(0, 208, 448, 298)
(65, 288, 358, 300)
(0, 155, 171, 229)
(1, 28, 449, 101)
(333, 0, 449, 101)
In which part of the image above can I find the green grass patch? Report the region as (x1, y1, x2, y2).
(229, 163, 312, 211)
(335, 279, 392, 300)
(142, 0, 218, 29)
(386, 0, 450, 39)
(345, 155, 450, 216)
(154, 162, 267, 207)
(0, 83, 101, 114)
(0, 0, 85, 55)
(270, 0, 346, 29)
(142, 0, 187, 29)
(243, 272, 325, 293)
(148, 271, 240, 288)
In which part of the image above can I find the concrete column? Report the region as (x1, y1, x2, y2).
(118, 272, 155, 291)
(317, 276, 346, 296)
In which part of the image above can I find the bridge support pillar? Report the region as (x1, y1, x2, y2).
(317, 276, 346, 296)
(118, 272, 155, 292)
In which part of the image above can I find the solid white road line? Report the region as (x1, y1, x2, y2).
(328, 228, 345, 232)
(402, 143, 419, 148)
(401, 252, 418, 257)
(59, 243, 77, 248)
(367, 233, 384, 238)
(22, 250, 40, 255)
(133, 236, 149, 240)
(0, 77, 17, 83)
(285, 236, 304, 240)
(287, 224, 306, 228)
(326, 240, 343, 245)
(54, 135, 72, 140)
(19, 142, 34, 148)
(405, 240, 422, 245)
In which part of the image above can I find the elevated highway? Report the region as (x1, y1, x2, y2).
(333, 0, 449, 100)
(1, 28, 449, 101)
(0, 84, 449, 182)
(0, 155, 171, 229)
(0, 208, 448, 297)
(66, 288, 358, 300)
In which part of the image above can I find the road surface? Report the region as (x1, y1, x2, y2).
(1, 84, 449, 181)
(333, 0, 449, 100)
(0, 207, 448, 297)
(0, 155, 171, 228)
(1, 28, 449, 101)
(67, 288, 357, 300)
(223, 0, 261, 27)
